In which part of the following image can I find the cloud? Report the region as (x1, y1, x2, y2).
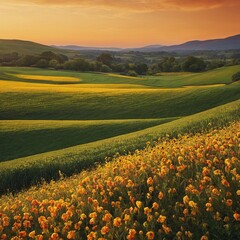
(6, 0, 239, 11)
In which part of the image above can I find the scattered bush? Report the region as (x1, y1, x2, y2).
(232, 72, 240, 82)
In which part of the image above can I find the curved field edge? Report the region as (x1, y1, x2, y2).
(0, 99, 240, 195)
(0, 118, 176, 162)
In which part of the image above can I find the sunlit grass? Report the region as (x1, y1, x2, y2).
(14, 74, 81, 83)
(0, 118, 177, 162)
(107, 73, 144, 80)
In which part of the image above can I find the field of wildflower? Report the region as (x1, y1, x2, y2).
(0, 121, 239, 239)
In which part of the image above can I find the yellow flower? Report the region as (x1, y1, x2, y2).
(189, 201, 197, 208)
(183, 195, 189, 204)
(80, 213, 87, 220)
(29, 231, 36, 239)
(124, 214, 130, 222)
(157, 215, 166, 223)
(136, 201, 142, 208)
(144, 207, 152, 215)
(213, 169, 221, 175)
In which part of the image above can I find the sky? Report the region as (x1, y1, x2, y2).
(0, 0, 239, 47)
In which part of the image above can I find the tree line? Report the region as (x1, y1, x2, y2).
(0, 51, 239, 76)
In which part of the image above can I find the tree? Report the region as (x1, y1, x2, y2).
(182, 56, 206, 72)
(135, 63, 148, 75)
(232, 72, 240, 82)
(36, 59, 48, 68)
(64, 59, 90, 71)
(16, 55, 39, 66)
(49, 59, 59, 69)
(96, 53, 114, 67)
(100, 64, 112, 73)
(127, 70, 138, 77)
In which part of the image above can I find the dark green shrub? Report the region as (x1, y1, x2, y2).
(232, 72, 240, 82)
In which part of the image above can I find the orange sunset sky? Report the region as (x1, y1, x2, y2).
(0, 0, 240, 47)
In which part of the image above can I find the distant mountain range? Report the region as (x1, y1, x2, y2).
(54, 34, 240, 52)
(159, 34, 240, 52)
(0, 34, 240, 55)
(54, 45, 123, 52)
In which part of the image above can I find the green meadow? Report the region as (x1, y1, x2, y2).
(0, 65, 240, 193)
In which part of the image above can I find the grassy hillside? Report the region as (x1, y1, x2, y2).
(0, 39, 76, 56)
(0, 39, 57, 55)
(0, 99, 239, 194)
(0, 118, 176, 162)
(1, 65, 240, 86)
(0, 120, 239, 239)
(0, 66, 240, 120)
(0, 65, 240, 194)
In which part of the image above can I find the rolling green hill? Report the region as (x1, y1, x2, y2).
(0, 66, 240, 120)
(0, 99, 239, 194)
(0, 39, 76, 56)
(0, 118, 176, 162)
(0, 65, 240, 194)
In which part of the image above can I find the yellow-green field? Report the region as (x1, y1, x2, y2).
(0, 65, 240, 195)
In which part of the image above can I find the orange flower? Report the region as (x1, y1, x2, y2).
(19, 231, 27, 238)
(158, 191, 164, 200)
(147, 177, 154, 185)
(127, 229, 136, 240)
(221, 179, 230, 187)
(89, 212, 97, 219)
(23, 220, 31, 228)
(102, 213, 112, 222)
(51, 233, 59, 240)
(226, 199, 233, 207)
(146, 231, 155, 239)
(152, 202, 159, 210)
(200, 235, 208, 240)
(212, 188, 220, 196)
(2, 217, 9, 227)
(113, 217, 122, 227)
(1, 234, 7, 240)
(233, 213, 240, 221)
(101, 226, 109, 235)
(67, 231, 76, 239)
(162, 224, 172, 234)
(157, 215, 166, 223)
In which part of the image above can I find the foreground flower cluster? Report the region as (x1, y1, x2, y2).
(0, 122, 239, 240)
